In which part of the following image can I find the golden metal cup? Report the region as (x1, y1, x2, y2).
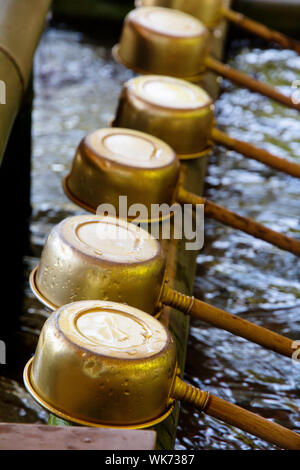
(31, 214, 165, 315)
(24, 300, 177, 428)
(135, 0, 224, 29)
(64, 127, 180, 217)
(113, 75, 215, 158)
(114, 7, 210, 79)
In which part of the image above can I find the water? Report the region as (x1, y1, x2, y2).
(1, 26, 300, 449)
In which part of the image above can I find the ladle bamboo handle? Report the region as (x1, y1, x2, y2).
(205, 56, 300, 112)
(177, 187, 300, 257)
(223, 8, 300, 55)
(211, 127, 300, 179)
(172, 377, 300, 450)
(162, 285, 294, 358)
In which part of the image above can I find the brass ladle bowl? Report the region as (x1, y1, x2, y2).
(113, 74, 214, 159)
(114, 6, 210, 79)
(30, 214, 165, 315)
(113, 75, 300, 176)
(63, 127, 180, 219)
(24, 300, 177, 428)
(23, 300, 300, 449)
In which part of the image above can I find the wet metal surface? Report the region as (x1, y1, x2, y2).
(0, 28, 300, 449)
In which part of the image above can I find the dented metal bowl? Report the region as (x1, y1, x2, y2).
(30, 215, 165, 315)
(24, 300, 177, 428)
(114, 7, 210, 78)
(64, 127, 180, 217)
(135, 0, 224, 29)
(113, 75, 215, 158)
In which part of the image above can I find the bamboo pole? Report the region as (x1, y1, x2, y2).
(173, 378, 300, 450)
(205, 56, 300, 112)
(223, 7, 300, 55)
(211, 127, 300, 178)
(177, 187, 300, 256)
(162, 284, 294, 358)
(0, 53, 21, 165)
(0, 81, 33, 339)
(0, 0, 51, 163)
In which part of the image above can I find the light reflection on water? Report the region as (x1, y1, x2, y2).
(1, 27, 300, 449)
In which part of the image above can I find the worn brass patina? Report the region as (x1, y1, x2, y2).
(24, 300, 177, 428)
(64, 127, 180, 217)
(113, 75, 214, 158)
(30, 215, 165, 315)
(113, 7, 210, 79)
(23, 300, 300, 447)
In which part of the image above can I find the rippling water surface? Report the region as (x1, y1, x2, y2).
(1, 26, 300, 449)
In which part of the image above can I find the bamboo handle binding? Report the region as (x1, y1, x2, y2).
(223, 8, 300, 55)
(177, 187, 300, 257)
(205, 56, 300, 112)
(211, 127, 300, 179)
(162, 284, 294, 358)
(172, 378, 300, 450)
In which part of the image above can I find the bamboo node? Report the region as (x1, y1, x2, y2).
(172, 377, 210, 412)
(162, 284, 194, 315)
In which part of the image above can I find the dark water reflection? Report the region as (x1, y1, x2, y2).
(1, 27, 299, 449)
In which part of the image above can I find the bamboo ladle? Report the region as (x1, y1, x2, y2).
(64, 127, 300, 257)
(113, 74, 300, 178)
(31, 214, 296, 359)
(24, 300, 300, 449)
(137, 0, 300, 54)
(114, 7, 300, 112)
